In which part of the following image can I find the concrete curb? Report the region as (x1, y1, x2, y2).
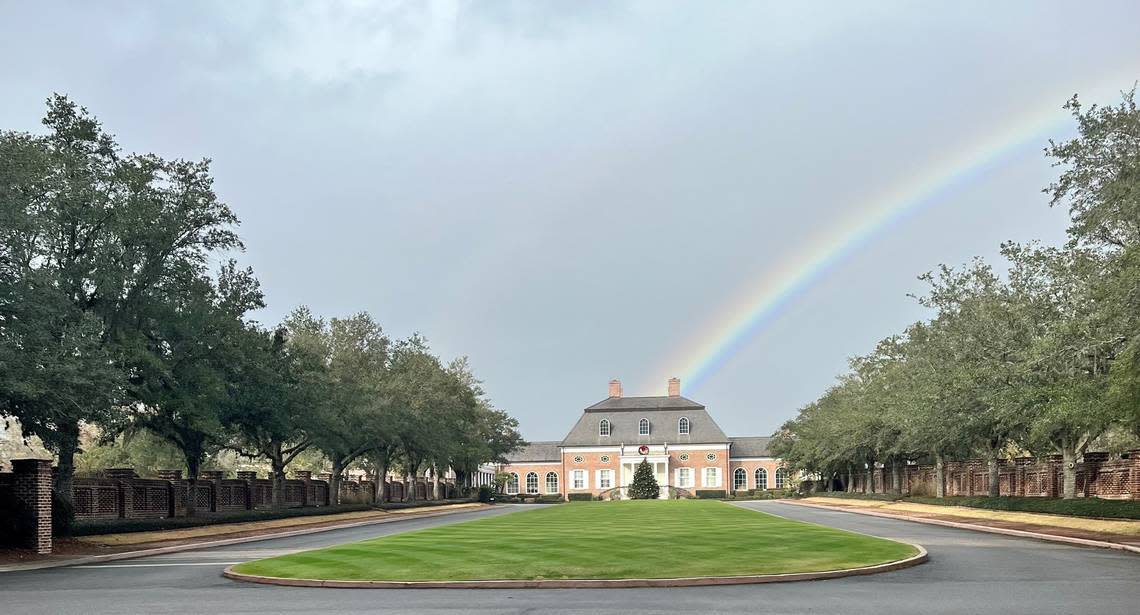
(221, 545, 928, 589)
(0, 505, 490, 574)
(780, 500, 1140, 555)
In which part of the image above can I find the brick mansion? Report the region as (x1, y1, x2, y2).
(497, 378, 787, 499)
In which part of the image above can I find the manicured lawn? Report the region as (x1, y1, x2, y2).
(231, 500, 917, 581)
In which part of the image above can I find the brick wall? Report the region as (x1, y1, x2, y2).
(853, 451, 1140, 500)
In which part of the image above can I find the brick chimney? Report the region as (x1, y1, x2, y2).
(608, 379, 623, 398)
(668, 377, 681, 397)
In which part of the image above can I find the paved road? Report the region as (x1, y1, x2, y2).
(0, 501, 1136, 614)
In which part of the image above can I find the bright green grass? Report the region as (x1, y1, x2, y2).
(232, 500, 918, 581)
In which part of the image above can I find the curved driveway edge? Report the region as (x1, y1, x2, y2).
(0, 504, 490, 574)
(779, 499, 1140, 555)
(222, 545, 927, 589)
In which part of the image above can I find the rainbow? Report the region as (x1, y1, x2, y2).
(659, 75, 1137, 394)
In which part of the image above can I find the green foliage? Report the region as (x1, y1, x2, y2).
(628, 459, 660, 499)
(821, 493, 1140, 519)
(477, 485, 495, 503)
(70, 504, 375, 536)
(567, 493, 594, 501)
(775, 86, 1140, 501)
(695, 490, 726, 499)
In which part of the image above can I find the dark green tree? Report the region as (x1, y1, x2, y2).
(628, 459, 659, 500)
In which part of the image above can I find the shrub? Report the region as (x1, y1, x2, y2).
(567, 493, 594, 502)
(695, 490, 726, 499)
(52, 488, 75, 537)
(536, 495, 564, 504)
(0, 488, 34, 547)
(477, 485, 494, 503)
(70, 503, 376, 536)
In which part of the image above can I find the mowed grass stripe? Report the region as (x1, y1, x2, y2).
(232, 500, 918, 581)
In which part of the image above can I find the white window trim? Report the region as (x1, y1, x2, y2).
(755, 468, 768, 490)
(733, 467, 748, 491)
(702, 467, 721, 488)
(545, 472, 559, 494)
(675, 467, 694, 489)
(596, 469, 614, 490)
(678, 417, 690, 435)
(639, 417, 650, 436)
(525, 472, 539, 495)
(599, 419, 611, 437)
(506, 472, 520, 495)
(571, 469, 589, 490)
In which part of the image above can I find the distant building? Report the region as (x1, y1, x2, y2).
(499, 378, 786, 499)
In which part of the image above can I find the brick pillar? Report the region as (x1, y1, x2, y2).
(156, 470, 182, 517)
(236, 471, 256, 510)
(200, 471, 223, 512)
(12, 459, 53, 554)
(104, 468, 137, 518)
(294, 470, 312, 506)
(1127, 450, 1140, 500)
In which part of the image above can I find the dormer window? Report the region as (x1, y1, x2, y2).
(599, 419, 611, 437)
(678, 417, 690, 435)
(639, 418, 650, 436)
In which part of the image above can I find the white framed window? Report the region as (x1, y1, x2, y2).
(599, 419, 611, 436)
(598, 469, 613, 489)
(545, 472, 559, 494)
(733, 468, 747, 491)
(675, 467, 693, 488)
(703, 467, 721, 488)
(755, 467, 768, 490)
(526, 472, 539, 495)
(775, 467, 788, 489)
(678, 417, 690, 435)
(572, 469, 587, 490)
(639, 418, 650, 435)
(506, 473, 520, 494)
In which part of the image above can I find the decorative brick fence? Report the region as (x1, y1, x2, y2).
(846, 450, 1140, 499)
(70, 469, 458, 521)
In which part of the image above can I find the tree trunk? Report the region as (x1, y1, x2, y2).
(52, 421, 81, 502)
(432, 466, 441, 500)
(185, 451, 201, 481)
(375, 459, 388, 504)
(865, 463, 873, 494)
(329, 457, 345, 506)
(891, 459, 901, 494)
(934, 452, 945, 499)
(846, 465, 855, 493)
(271, 455, 286, 509)
(1061, 440, 1078, 500)
(987, 454, 1000, 498)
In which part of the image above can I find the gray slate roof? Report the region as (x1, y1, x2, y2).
(563, 396, 728, 446)
(505, 441, 561, 463)
(728, 436, 773, 457)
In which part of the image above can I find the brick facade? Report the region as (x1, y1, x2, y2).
(10, 459, 52, 554)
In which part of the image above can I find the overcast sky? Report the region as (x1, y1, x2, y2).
(3, 1, 1139, 442)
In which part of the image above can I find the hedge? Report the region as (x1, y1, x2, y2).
(695, 490, 726, 499)
(816, 493, 1140, 520)
(567, 493, 594, 502)
(69, 504, 378, 536)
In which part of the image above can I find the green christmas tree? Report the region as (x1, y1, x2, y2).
(629, 459, 660, 499)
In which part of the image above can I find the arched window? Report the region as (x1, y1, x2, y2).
(678, 417, 690, 435)
(733, 467, 748, 491)
(526, 472, 539, 495)
(639, 418, 650, 436)
(599, 419, 611, 437)
(506, 473, 520, 494)
(775, 467, 788, 489)
(545, 472, 559, 494)
(755, 467, 768, 490)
